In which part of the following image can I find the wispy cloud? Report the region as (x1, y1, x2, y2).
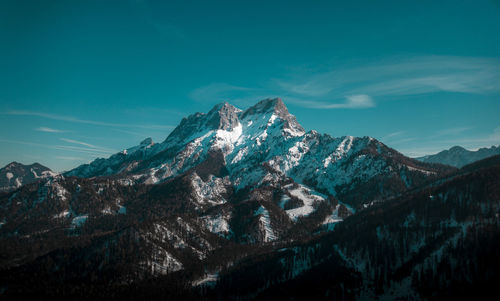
(382, 131, 406, 140)
(380, 132, 417, 146)
(5, 110, 172, 130)
(332, 95, 375, 109)
(433, 126, 473, 137)
(53, 145, 114, 155)
(0, 139, 115, 156)
(189, 82, 375, 110)
(192, 55, 500, 110)
(442, 126, 500, 147)
(276, 56, 500, 100)
(59, 138, 117, 156)
(286, 94, 375, 109)
(60, 138, 97, 149)
(35, 127, 66, 133)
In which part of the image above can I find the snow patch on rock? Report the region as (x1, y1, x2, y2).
(254, 205, 277, 242)
(53, 210, 70, 219)
(284, 184, 324, 221)
(71, 215, 88, 227)
(191, 174, 228, 206)
(202, 213, 231, 238)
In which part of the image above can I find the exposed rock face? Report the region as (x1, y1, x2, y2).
(210, 102, 241, 131)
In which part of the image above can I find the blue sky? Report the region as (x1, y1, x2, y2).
(1, 0, 500, 171)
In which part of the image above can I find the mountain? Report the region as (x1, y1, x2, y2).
(417, 145, 500, 168)
(3, 98, 490, 300)
(66, 98, 455, 210)
(0, 162, 56, 192)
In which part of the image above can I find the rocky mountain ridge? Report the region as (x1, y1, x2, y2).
(65, 98, 454, 210)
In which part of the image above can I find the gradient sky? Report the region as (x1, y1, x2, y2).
(1, 0, 500, 172)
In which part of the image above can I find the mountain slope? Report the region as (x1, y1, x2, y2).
(210, 155, 500, 300)
(417, 145, 500, 168)
(0, 162, 56, 192)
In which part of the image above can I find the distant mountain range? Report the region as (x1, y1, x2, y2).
(0, 98, 498, 300)
(417, 145, 500, 168)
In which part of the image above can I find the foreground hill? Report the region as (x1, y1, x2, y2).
(209, 155, 500, 300)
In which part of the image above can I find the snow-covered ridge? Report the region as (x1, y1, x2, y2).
(64, 98, 445, 212)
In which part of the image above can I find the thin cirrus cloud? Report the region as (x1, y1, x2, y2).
(35, 127, 66, 133)
(5, 110, 173, 130)
(59, 138, 115, 155)
(285, 95, 375, 109)
(432, 126, 474, 138)
(275, 56, 500, 99)
(60, 138, 98, 149)
(0, 139, 114, 156)
(189, 82, 375, 110)
(383, 131, 406, 140)
(190, 55, 500, 110)
(188, 81, 376, 110)
(54, 144, 114, 155)
(442, 126, 500, 146)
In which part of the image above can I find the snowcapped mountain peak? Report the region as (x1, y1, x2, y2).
(164, 102, 242, 147)
(207, 102, 241, 131)
(240, 98, 305, 137)
(65, 97, 454, 208)
(241, 97, 286, 118)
